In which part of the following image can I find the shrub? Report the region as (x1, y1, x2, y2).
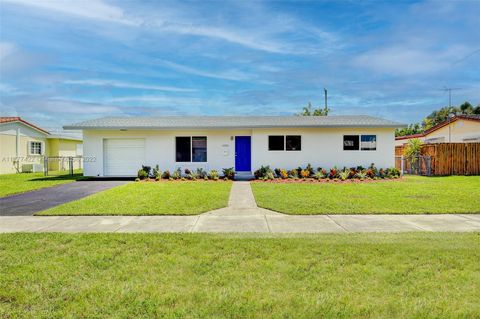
(254, 165, 273, 179)
(378, 168, 386, 179)
(368, 163, 378, 177)
(314, 171, 325, 179)
(328, 167, 338, 179)
(137, 169, 148, 180)
(208, 170, 219, 180)
(172, 168, 181, 180)
(274, 168, 281, 178)
(366, 168, 375, 179)
(162, 170, 171, 179)
(289, 169, 298, 179)
(187, 171, 198, 180)
(265, 171, 275, 180)
(296, 166, 303, 177)
(356, 171, 367, 180)
(305, 163, 314, 176)
(222, 167, 235, 180)
(152, 165, 161, 179)
(404, 138, 423, 163)
(134, 177, 140, 182)
(348, 167, 357, 179)
(300, 169, 310, 179)
(386, 167, 400, 178)
(196, 168, 207, 179)
(141, 165, 151, 176)
(339, 170, 350, 181)
(280, 169, 288, 179)
(155, 176, 161, 181)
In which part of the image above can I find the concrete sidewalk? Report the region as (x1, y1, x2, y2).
(0, 214, 479, 233)
(1, 181, 479, 233)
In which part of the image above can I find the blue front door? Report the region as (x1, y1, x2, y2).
(235, 136, 251, 172)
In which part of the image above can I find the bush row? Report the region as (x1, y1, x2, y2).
(254, 163, 401, 181)
(136, 165, 234, 181)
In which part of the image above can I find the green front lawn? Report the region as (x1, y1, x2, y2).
(0, 233, 479, 318)
(37, 181, 232, 216)
(0, 171, 84, 197)
(252, 176, 480, 214)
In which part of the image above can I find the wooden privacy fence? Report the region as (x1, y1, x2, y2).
(395, 143, 480, 175)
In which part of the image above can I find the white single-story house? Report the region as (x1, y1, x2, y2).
(64, 116, 404, 177)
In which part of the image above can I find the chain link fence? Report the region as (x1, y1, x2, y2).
(395, 155, 432, 176)
(44, 156, 83, 176)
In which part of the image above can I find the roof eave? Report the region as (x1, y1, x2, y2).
(64, 124, 404, 130)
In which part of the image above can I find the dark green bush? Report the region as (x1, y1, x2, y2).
(222, 167, 235, 180)
(137, 169, 148, 180)
(254, 165, 273, 179)
(141, 165, 151, 176)
(162, 170, 171, 179)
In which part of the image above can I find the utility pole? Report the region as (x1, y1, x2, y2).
(441, 87, 461, 143)
(324, 88, 328, 109)
(442, 87, 461, 108)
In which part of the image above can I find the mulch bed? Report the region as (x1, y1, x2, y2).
(250, 177, 403, 184)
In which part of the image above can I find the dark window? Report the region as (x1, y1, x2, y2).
(286, 135, 301, 151)
(268, 135, 284, 151)
(343, 135, 359, 150)
(361, 135, 376, 151)
(192, 137, 207, 162)
(176, 137, 191, 162)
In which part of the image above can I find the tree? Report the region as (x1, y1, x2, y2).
(395, 123, 422, 137)
(298, 102, 330, 116)
(404, 138, 423, 168)
(395, 101, 479, 136)
(474, 104, 480, 114)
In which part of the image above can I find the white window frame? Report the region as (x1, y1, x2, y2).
(175, 136, 207, 163)
(28, 141, 44, 155)
(360, 135, 377, 151)
(343, 135, 377, 151)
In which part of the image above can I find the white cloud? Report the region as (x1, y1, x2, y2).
(352, 46, 470, 76)
(158, 60, 252, 81)
(106, 95, 204, 105)
(0, 42, 16, 60)
(2, 0, 337, 55)
(3, 0, 137, 25)
(63, 79, 196, 92)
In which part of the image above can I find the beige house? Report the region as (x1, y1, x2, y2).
(395, 115, 480, 146)
(0, 117, 83, 174)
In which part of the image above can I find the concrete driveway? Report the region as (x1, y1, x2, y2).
(0, 181, 128, 216)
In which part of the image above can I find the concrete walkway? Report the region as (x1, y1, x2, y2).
(1, 181, 479, 233)
(0, 181, 128, 216)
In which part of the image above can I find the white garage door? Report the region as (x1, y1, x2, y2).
(104, 139, 145, 176)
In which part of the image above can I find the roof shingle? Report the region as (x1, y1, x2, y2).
(64, 115, 404, 130)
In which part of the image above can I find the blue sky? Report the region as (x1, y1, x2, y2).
(1, 0, 479, 130)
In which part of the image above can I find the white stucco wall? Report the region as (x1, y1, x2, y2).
(82, 127, 396, 177)
(252, 127, 395, 170)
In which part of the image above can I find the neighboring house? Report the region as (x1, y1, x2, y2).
(0, 117, 83, 174)
(64, 116, 404, 177)
(395, 115, 480, 146)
